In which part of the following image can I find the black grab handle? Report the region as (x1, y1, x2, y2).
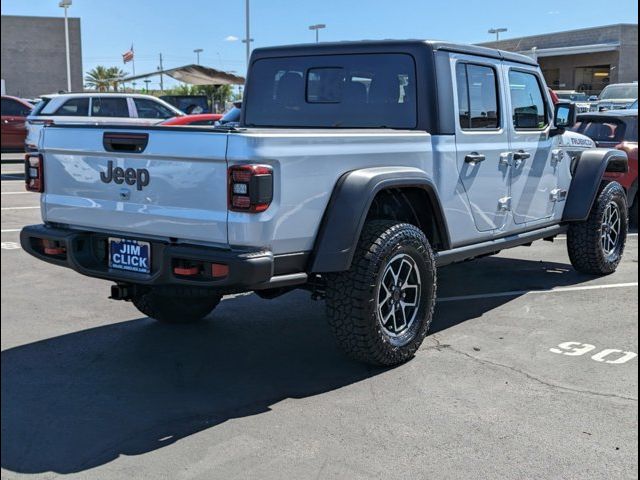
(103, 132, 149, 153)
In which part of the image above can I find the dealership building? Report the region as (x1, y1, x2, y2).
(479, 24, 638, 95)
(1, 15, 83, 98)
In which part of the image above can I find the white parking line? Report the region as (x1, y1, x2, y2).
(438, 282, 638, 303)
(1, 206, 39, 211)
(1, 191, 31, 195)
(1, 229, 22, 233)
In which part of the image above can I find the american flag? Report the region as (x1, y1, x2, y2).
(122, 45, 134, 64)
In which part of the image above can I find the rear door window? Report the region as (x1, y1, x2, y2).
(244, 53, 417, 128)
(91, 97, 129, 117)
(53, 98, 89, 117)
(133, 98, 175, 119)
(455, 63, 500, 129)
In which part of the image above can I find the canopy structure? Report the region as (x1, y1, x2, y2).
(123, 64, 245, 85)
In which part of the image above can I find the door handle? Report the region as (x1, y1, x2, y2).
(513, 151, 531, 161)
(513, 150, 530, 167)
(464, 152, 486, 165)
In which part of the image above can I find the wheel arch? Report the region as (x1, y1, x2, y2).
(563, 148, 629, 222)
(309, 167, 451, 273)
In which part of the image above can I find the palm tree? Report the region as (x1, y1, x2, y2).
(84, 66, 112, 92)
(84, 66, 128, 92)
(106, 67, 127, 92)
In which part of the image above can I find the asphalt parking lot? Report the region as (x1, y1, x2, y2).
(1, 154, 638, 479)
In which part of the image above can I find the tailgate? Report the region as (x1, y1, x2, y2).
(41, 126, 230, 246)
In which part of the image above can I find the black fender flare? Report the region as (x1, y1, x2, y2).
(309, 167, 451, 273)
(563, 148, 628, 222)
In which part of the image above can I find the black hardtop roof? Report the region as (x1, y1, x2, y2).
(250, 39, 538, 66)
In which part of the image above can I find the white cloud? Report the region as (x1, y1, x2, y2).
(224, 35, 239, 42)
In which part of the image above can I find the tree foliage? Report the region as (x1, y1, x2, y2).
(84, 66, 128, 92)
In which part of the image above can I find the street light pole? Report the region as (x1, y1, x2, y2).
(488, 27, 508, 43)
(245, 0, 251, 66)
(194, 48, 203, 65)
(59, 0, 72, 92)
(308, 24, 326, 43)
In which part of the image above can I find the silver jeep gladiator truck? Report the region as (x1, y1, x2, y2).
(21, 41, 629, 366)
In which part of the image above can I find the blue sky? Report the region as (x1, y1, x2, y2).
(2, 0, 638, 89)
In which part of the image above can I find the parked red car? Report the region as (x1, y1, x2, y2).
(161, 113, 223, 126)
(1, 95, 33, 151)
(573, 109, 638, 225)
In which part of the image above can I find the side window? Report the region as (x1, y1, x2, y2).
(456, 63, 500, 130)
(92, 97, 129, 117)
(508, 70, 548, 129)
(53, 98, 89, 117)
(133, 98, 175, 119)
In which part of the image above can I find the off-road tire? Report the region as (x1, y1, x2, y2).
(325, 221, 437, 366)
(132, 286, 223, 323)
(567, 181, 628, 275)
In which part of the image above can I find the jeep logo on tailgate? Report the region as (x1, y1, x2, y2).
(100, 160, 150, 191)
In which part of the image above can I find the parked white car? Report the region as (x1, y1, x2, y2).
(25, 93, 184, 151)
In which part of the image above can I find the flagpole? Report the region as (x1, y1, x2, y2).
(132, 43, 136, 78)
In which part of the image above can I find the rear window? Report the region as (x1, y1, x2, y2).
(244, 53, 417, 128)
(91, 97, 129, 117)
(53, 98, 89, 117)
(1, 98, 32, 117)
(573, 119, 626, 143)
(600, 84, 638, 100)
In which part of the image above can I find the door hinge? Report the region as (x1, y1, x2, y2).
(498, 196, 512, 211)
(550, 188, 567, 202)
(551, 149, 565, 166)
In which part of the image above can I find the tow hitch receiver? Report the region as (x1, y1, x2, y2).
(110, 284, 133, 301)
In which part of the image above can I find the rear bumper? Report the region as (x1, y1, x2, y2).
(20, 224, 307, 291)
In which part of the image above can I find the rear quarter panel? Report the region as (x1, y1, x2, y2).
(226, 130, 477, 254)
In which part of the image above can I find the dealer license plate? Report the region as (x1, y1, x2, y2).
(108, 238, 151, 274)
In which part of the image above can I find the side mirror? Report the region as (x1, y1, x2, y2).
(554, 102, 576, 129)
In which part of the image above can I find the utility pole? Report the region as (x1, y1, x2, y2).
(59, 0, 72, 92)
(158, 53, 164, 92)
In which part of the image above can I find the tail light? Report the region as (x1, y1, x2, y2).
(25, 153, 44, 192)
(228, 164, 273, 213)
